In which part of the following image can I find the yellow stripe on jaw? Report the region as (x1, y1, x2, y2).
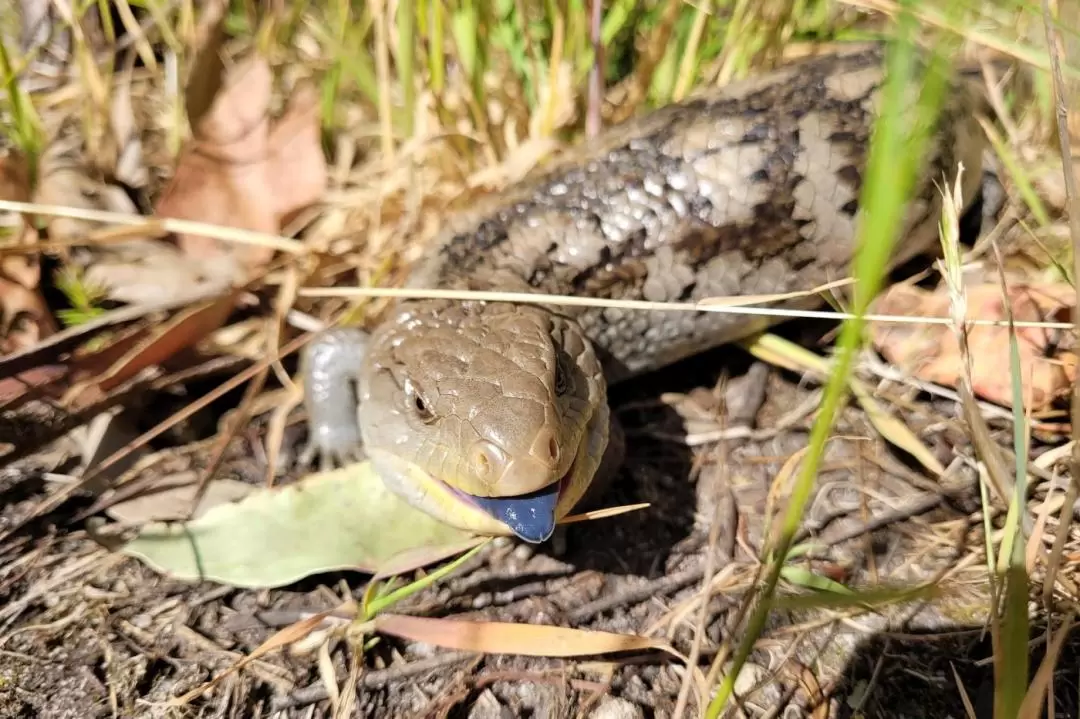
(367, 448, 515, 536)
(366, 407, 609, 541)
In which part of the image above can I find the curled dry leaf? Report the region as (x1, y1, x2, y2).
(33, 142, 141, 242)
(78, 238, 230, 306)
(0, 150, 55, 355)
(154, 54, 327, 278)
(870, 283, 1076, 411)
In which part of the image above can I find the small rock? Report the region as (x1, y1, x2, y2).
(732, 661, 767, 697)
(588, 696, 643, 719)
(468, 689, 513, 719)
(511, 541, 535, 561)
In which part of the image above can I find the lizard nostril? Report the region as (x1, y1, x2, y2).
(532, 428, 560, 467)
(470, 441, 504, 484)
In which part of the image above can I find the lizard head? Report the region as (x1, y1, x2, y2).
(357, 302, 609, 543)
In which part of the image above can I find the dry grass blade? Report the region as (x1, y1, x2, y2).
(0, 200, 306, 254)
(557, 502, 651, 525)
(302, 284, 1074, 332)
(744, 333, 946, 476)
(937, 165, 1015, 506)
(1017, 614, 1076, 719)
(951, 662, 979, 719)
(1040, 0, 1080, 621)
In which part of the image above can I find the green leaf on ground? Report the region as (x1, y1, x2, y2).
(121, 461, 484, 588)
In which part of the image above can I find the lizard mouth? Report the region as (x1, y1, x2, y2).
(367, 416, 602, 543)
(441, 473, 570, 544)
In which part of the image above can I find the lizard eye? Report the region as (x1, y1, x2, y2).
(403, 378, 436, 423)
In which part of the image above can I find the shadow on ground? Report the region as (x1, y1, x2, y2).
(834, 622, 1080, 719)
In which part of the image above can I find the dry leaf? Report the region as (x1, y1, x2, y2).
(0, 149, 31, 202)
(155, 54, 327, 276)
(78, 238, 230, 305)
(0, 151, 55, 354)
(33, 144, 141, 242)
(105, 474, 254, 524)
(373, 614, 675, 659)
(871, 283, 1076, 410)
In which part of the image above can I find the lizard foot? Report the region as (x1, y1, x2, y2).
(298, 427, 366, 473)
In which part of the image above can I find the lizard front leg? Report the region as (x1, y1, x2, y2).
(299, 327, 370, 471)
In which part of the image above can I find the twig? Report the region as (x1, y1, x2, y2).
(268, 651, 479, 711)
(567, 566, 707, 623)
(674, 399, 732, 718)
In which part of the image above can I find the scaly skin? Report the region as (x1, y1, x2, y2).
(300, 43, 990, 543)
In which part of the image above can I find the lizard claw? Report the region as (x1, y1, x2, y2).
(299, 427, 365, 472)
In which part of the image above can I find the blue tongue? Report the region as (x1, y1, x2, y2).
(469, 482, 561, 543)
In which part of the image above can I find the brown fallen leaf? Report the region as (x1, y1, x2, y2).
(871, 282, 1076, 411)
(155, 53, 327, 277)
(373, 614, 677, 659)
(0, 150, 56, 355)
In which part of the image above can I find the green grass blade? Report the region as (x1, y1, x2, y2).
(702, 7, 964, 716)
(429, 0, 446, 93)
(396, 0, 416, 137)
(992, 257, 1032, 719)
(0, 38, 43, 182)
(363, 541, 490, 619)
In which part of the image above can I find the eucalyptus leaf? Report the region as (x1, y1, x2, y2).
(121, 461, 482, 589)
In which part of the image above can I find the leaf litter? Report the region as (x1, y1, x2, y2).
(871, 281, 1076, 411)
(154, 53, 328, 280)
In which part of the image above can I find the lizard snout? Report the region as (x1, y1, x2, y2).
(468, 427, 563, 496)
